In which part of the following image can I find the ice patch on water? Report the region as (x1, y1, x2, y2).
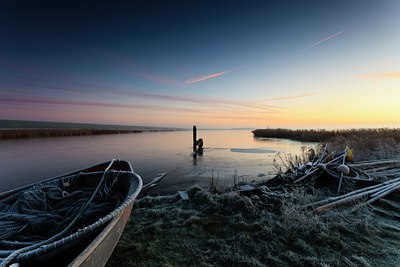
(230, 148, 277, 154)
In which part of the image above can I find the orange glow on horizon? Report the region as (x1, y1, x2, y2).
(357, 71, 400, 79)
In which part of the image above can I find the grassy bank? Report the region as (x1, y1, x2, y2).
(108, 187, 400, 266)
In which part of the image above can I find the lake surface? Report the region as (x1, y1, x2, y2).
(0, 130, 314, 194)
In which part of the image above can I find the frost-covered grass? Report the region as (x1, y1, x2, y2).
(108, 186, 400, 266)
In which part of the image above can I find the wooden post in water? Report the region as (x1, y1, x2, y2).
(193, 125, 204, 156)
(193, 125, 197, 153)
(198, 138, 203, 155)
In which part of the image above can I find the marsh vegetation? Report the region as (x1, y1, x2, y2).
(254, 128, 400, 161)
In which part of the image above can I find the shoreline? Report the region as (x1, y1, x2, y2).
(0, 119, 184, 140)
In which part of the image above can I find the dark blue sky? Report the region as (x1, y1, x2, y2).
(1, 1, 399, 128)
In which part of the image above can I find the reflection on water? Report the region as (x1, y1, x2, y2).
(0, 130, 314, 193)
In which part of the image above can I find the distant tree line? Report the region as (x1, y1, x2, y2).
(252, 128, 400, 143)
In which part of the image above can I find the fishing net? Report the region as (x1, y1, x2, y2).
(0, 171, 124, 261)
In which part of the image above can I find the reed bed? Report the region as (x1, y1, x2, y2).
(254, 128, 400, 162)
(253, 128, 400, 143)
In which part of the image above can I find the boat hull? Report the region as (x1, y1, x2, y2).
(0, 159, 142, 267)
(69, 204, 133, 267)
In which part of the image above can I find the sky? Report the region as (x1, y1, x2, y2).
(1, 0, 399, 129)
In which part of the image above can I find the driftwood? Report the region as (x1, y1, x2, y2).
(367, 165, 400, 173)
(225, 148, 400, 212)
(363, 181, 400, 205)
(293, 149, 374, 189)
(139, 173, 168, 197)
(350, 159, 400, 168)
(293, 151, 345, 183)
(369, 169, 400, 176)
(178, 190, 190, 200)
(311, 177, 400, 212)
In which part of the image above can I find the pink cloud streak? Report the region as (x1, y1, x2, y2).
(266, 93, 315, 101)
(131, 72, 181, 86)
(131, 91, 279, 109)
(185, 67, 240, 84)
(0, 97, 206, 114)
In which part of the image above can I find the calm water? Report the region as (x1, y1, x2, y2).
(0, 130, 313, 193)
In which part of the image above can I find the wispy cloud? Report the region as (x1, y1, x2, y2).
(357, 71, 400, 79)
(266, 93, 315, 101)
(134, 66, 240, 86)
(185, 67, 240, 84)
(131, 72, 181, 86)
(298, 31, 344, 52)
(89, 48, 140, 68)
(91, 48, 241, 86)
(0, 88, 282, 120)
(138, 90, 277, 110)
(0, 60, 43, 77)
(193, 114, 279, 121)
(0, 96, 207, 114)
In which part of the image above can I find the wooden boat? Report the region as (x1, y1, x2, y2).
(0, 159, 142, 267)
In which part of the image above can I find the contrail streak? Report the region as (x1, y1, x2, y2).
(298, 31, 344, 52)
